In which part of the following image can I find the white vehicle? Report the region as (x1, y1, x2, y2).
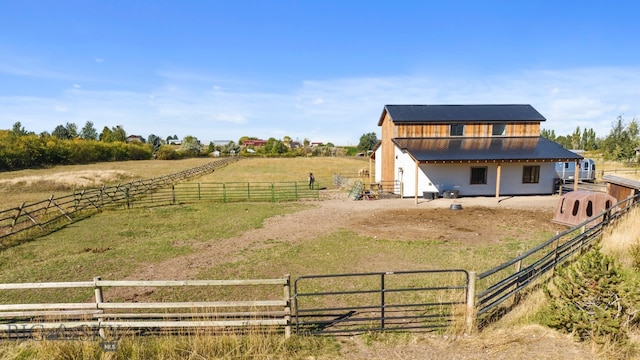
(555, 159, 596, 183)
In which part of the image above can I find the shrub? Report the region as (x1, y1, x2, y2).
(155, 146, 182, 160)
(540, 249, 640, 343)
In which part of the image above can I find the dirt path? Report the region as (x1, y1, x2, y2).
(116, 192, 562, 293)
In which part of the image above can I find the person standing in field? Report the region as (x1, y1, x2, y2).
(308, 172, 315, 189)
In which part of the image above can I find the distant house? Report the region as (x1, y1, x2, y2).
(243, 139, 267, 147)
(126, 135, 144, 143)
(311, 142, 323, 147)
(373, 104, 583, 200)
(168, 139, 182, 145)
(288, 141, 301, 149)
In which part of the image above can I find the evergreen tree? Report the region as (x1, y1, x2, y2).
(542, 249, 639, 342)
(65, 122, 78, 139)
(52, 124, 70, 139)
(11, 122, 27, 136)
(540, 128, 556, 141)
(601, 115, 639, 161)
(80, 121, 98, 140)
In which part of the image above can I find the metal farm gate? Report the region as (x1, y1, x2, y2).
(293, 270, 469, 335)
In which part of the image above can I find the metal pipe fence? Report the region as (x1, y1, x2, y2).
(475, 192, 640, 320)
(293, 270, 469, 335)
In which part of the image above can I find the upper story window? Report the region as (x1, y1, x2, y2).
(450, 124, 464, 136)
(492, 124, 506, 136)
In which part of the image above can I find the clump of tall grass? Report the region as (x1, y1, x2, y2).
(0, 331, 340, 360)
(0, 170, 136, 192)
(600, 207, 640, 269)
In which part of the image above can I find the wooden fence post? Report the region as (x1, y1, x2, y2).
(465, 271, 476, 335)
(10, 203, 25, 231)
(283, 274, 291, 339)
(94, 276, 105, 338)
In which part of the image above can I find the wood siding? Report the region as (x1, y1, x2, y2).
(380, 112, 397, 184)
(395, 122, 540, 138)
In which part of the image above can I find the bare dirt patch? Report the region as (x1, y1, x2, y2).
(124, 192, 564, 282)
(351, 206, 561, 244)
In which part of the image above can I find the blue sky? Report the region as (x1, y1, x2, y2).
(1, 1, 640, 145)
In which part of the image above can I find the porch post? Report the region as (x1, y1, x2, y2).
(495, 163, 502, 200)
(573, 160, 580, 191)
(414, 160, 419, 205)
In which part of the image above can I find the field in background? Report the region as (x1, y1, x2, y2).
(0, 157, 370, 210)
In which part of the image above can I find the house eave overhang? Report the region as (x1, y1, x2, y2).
(392, 136, 583, 164)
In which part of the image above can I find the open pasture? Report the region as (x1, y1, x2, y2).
(0, 156, 611, 359)
(0, 157, 562, 300)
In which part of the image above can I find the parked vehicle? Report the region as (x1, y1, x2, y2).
(555, 159, 596, 183)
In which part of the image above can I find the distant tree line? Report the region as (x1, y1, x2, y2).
(541, 115, 640, 162)
(1, 121, 372, 171)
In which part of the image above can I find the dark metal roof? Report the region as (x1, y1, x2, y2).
(392, 137, 583, 163)
(379, 104, 546, 125)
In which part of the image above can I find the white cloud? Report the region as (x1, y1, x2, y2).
(2, 66, 640, 144)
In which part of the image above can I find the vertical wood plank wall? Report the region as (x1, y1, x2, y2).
(395, 122, 541, 138)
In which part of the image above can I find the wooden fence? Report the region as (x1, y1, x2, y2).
(0, 157, 240, 245)
(0, 276, 292, 340)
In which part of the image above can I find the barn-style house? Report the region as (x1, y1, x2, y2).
(373, 104, 582, 200)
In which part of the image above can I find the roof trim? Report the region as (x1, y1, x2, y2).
(392, 136, 583, 163)
(378, 104, 546, 126)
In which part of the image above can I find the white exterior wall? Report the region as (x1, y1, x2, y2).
(395, 147, 438, 197)
(392, 145, 557, 197)
(498, 162, 557, 195)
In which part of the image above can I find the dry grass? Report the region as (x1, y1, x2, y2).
(600, 207, 640, 267)
(0, 170, 135, 190)
(0, 158, 214, 209)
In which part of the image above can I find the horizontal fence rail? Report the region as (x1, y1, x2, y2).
(0, 158, 240, 244)
(0, 276, 292, 340)
(132, 181, 320, 206)
(294, 270, 469, 335)
(475, 192, 640, 319)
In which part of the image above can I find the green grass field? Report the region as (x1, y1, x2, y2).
(0, 156, 635, 359)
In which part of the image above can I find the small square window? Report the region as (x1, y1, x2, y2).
(450, 124, 464, 136)
(523, 166, 540, 183)
(492, 124, 506, 136)
(470, 167, 487, 185)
